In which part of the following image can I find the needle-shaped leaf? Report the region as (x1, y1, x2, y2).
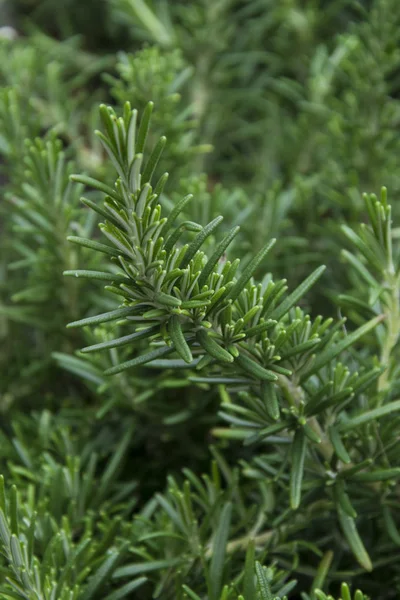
(351, 468, 400, 482)
(179, 216, 224, 269)
(290, 428, 307, 510)
(270, 266, 326, 321)
(63, 270, 130, 284)
(81, 325, 159, 353)
(122, 0, 173, 46)
(339, 399, 400, 432)
(52, 353, 104, 385)
(70, 174, 119, 201)
(99, 426, 134, 496)
(255, 562, 273, 600)
(142, 135, 166, 183)
(181, 586, 203, 600)
(301, 315, 384, 381)
(168, 315, 193, 364)
(114, 558, 182, 579)
(236, 352, 277, 381)
(0, 477, 6, 517)
(67, 306, 136, 329)
(154, 291, 182, 308)
(335, 480, 357, 518)
(136, 101, 154, 154)
(243, 540, 256, 600)
(67, 236, 123, 258)
(10, 487, 18, 536)
(383, 505, 400, 546)
(261, 381, 280, 421)
(198, 226, 240, 287)
(105, 345, 175, 375)
(228, 239, 276, 303)
(311, 551, 334, 596)
(162, 194, 193, 235)
(329, 425, 351, 463)
(209, 502, 232, 600)
(80, 197, 121, 228)
(81, 549, 125, 600)
(197, 328, 233, 363)
(103, 577, 147, 600)
(337, 506, 372, 571)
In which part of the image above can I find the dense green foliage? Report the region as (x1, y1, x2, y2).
(1, 1, 400, 598)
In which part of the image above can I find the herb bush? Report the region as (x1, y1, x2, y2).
(1, 1, 400, 598)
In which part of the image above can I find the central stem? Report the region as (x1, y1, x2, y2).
(378, 274, 400, 399)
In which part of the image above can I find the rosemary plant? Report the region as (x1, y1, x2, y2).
(1, 1, 400, 599)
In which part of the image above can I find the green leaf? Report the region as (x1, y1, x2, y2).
(209, 502, 232, 600)
(99, 426, 134, 496)
(0, 509, 11, 547)
(136, 101, 154, 154)
(329, 426, 351, 463)
(67, 236, 124, 258)
(197, 328, 233, 364)
(236, 352, 277, 382)
(81, 550, 123, 600)
(311, 551, 333, 596)
(305, 388, 353, 417)
(55, 538, 92, 596)
(198, 226, 240, 288)
(243, 540, 256, 600)
(341, 583, 353, 600)
(162, 194, 193, 235)
(261, 382, 280, 421)
(290, 428, 307, 510)
(154, 172, 169, 196)
(105, 345, 175, 375)
(270, 266, 326, 321)
(142, 136, 166, 183)
(337, 294, 376, 316)
(80, 197, 121, 228)
(383, 505, 400, 546)
(337, 459, 373, 480)
(303, 423, 321, 444)
(63, 270, 130, 284)
(155, 494, 185, 534)
(182, 586, 203, 600)
(228, 239, 276, 303)
(255, 562, 273, 600)
(337, 506, 372, 571)
(67, 307, 136, 329)
(10, 487, 18, 536)
(168, 315, 193, 364)
(352, 468, 400, 482)
(179, 216, 224, 269)
(70, 174, 119, 200)
(243, 319, 277, 339)
(103, 577, 147, 600)
(280, 338, 320, 360)
(114, 558, 182, 578)
(0, 477, 6, 515)
(301, 315, 384, 381)
(10, 535, 23, 568)
(52, 353, 104, 385)
(154, 291, 182, 308)
(81, 325, 159, 354)
(121, 0, 173, 46)
(335, 480, 357, 518)
(341, 249, 378, 289)
(339, 399, 400, 432)
(341, 224, 386, 273)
